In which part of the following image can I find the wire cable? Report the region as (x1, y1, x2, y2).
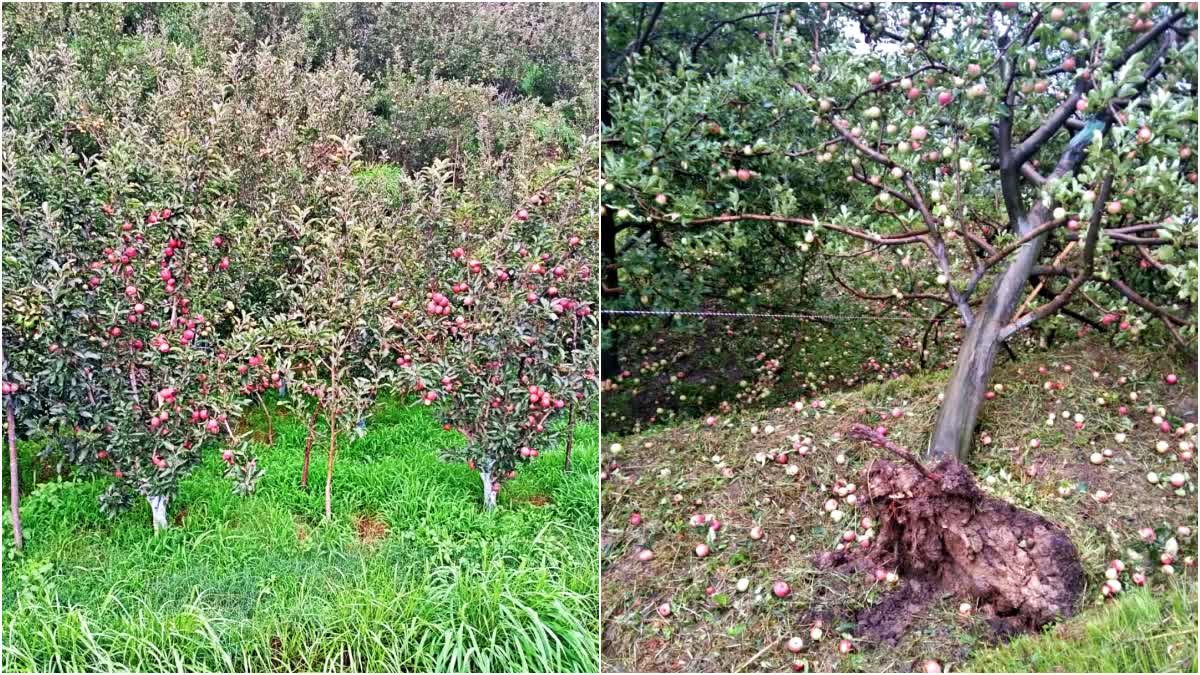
(600, 308, 935, 322)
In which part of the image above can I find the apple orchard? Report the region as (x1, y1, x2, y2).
(2, 31, 598, 539)
(602, 0, 1196, 646)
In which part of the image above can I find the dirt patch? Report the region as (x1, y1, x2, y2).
(354, 514, 389, 545)
(269, 635, 283, 670)
(852, 581, 940, 644)
(172, 506, 189, 527)
(515, 493, 553, 507)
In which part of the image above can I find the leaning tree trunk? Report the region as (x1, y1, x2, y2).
(928, 206, 1052, 461)
(300, 405, 319, 490)
(256, 393, 274, 446)
(147, 495, 170, 532)
(6, 397, 24, 550)
(822, 8, 1181, 645)
(829, 152, 1095, 642)
(826, 196, 1093, 643)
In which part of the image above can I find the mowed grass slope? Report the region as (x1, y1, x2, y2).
(601, 338, 1197, 673)
(2, 398, 599, 673)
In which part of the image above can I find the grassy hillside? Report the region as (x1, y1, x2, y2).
(600, 337, 1196, 673)
(2, 398, 599, 672)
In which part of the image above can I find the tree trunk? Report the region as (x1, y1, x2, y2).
(599, 8, 622, 376)
(928, 211, 1051, 461)
(300, 405, 319, 490)
(257, 393, 273, 446)
(147, 494, 170, 532)
(563, 404, 575, 473)
(324, 407, 337, 520)
(6, 398, 24, 550)
(929, 13, 1182, 460)
(600, 208, 622, 380)
(480, 463, 497, 510)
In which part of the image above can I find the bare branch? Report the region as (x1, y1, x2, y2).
(1013, 89, 1086, 166)
(1020, 161, 1047, 186)
(980, 217, 1067, 270)
(850, 169, 918, 212)
(1108, 280, 1192, 354)
(690, 5, 780, 61)
(1107, 278, 1190, 327)
(627, 3, 666, 59)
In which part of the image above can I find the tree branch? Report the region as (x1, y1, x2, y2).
(1107, 278, 1190, 327)
(849, 423, 937, 482)
(1001, 174, 1112, 338)
(826, 261, 953, 308)
(979, 216, 1067, 271)
(627, 3, 665, 59)
(690, 6, 780, 61)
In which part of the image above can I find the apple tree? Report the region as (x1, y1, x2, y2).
(784, 2, 1195, 461)
(2, 193, 262, 531)
(0, 27, 364, 530)
(262, 134, 399, 521)
(381, 153, 599, 510)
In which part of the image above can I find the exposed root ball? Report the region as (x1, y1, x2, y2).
(818, 454, 1084, 643)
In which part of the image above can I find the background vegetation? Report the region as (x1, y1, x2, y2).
(2, 3, 600, 672)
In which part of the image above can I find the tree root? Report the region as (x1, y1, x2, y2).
(816, 435, 1085, 643)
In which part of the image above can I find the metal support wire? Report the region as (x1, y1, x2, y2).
(600, 308, 933, 322)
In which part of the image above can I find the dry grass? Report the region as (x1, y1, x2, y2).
(600, 338, 1197, 672)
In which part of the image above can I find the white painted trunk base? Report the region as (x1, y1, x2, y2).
(480, 468, 497, 510)
(148, 495, 170, 531)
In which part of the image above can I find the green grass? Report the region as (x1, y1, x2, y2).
(967, 584, 1197, 673)
(1, 398, 599, 673)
